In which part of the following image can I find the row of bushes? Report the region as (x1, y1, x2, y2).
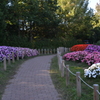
(3, 35, 100, 49)
(63, 44, 100, 65)
(0, 35, 84, 49)
(0, 36, 33, 49)
(34, 37, 83, 49)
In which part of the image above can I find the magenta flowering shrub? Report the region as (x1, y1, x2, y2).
(0, 46, 39, 61)
(63, 44, 100, 65)
(63, 51, 100, 65)
(82, 51, 100, 65)
(63, 51, 88, 61)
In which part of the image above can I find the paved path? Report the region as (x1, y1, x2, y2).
(2, 55, 60, 100)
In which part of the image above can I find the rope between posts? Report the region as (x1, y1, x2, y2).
(67, 67, 76, 76)
(78, 76, 93, 89)
(62, 58, 93, 89)
(63, 63, 66, 68)
(97, 90, 100, 95)
(62, 61, 76, 76)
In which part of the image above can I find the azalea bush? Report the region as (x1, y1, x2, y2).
(81, 51, 100, 65)
(84, 44, 100, 53)
(0, 46, 39, 61)
(84, 63, 100, 78)
(63, 44, 100, 65)
(70, 44, 90, 51)
(63, 51, 100, 65)
(63, 51, 88, 61)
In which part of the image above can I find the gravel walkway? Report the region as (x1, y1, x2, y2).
(2, 55, 60, 100)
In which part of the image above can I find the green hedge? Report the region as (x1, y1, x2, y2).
(34, 37, 83, 49)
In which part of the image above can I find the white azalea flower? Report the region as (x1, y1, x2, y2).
(98, 67, 100, 71)
(92, 70, 96, 75)
(84, 63, 100, 78)
(92, 75, 97, 78)
(84, 69, 89, 72)
(96, 63, 100, 66)
(89, 73, 92, 78)
(96, 69, 99, 71)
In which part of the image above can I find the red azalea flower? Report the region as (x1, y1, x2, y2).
(70, 44, 91, 51)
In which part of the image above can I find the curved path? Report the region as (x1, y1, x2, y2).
(2, 55, 60, 100)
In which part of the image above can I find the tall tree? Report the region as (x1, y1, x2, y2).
(57, 0, 93, 40)
(90, 1, 100, 43)
(0, 0, 8, 45)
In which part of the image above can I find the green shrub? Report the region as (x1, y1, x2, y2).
(95, 40, 100, 45)
(5, 35, 33, 48)
(34, 37, 83, 49)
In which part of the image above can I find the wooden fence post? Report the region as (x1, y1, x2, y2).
(50, 49, 52, 54)
(24, 49, 26, 57)
(57, 49, 59, 57)
(8, 54, 11, 65)
(41, 49, 43, 54)
(47, 49, 49, 54)
(38, 49, 40, 55)
(65, 48, 68, 52)
(17, 51, 19, 60)
(61, 60, 64, 77)
(44, 49, 46, 54)
(12, 52, 15, 63)
(76, 72, 81, 97)
(66, 65, 69, 86)
(58, 54, 60, 71)
(3, 56, 7, 70)
(59, 55, 62, 71)
(59, 47, 65, 54)
(93, 84, 99, 100)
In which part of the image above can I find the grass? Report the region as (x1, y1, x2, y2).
(50, 55, 100, 100)
(0, 56, 37, 100)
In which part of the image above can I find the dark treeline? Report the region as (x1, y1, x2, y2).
(0, 0, 100, 48)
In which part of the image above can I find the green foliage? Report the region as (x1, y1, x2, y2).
(2, 35, 33, 48)
(0, 1, 7, 39)
(57, 0, 93, 40)
(0, 0, 95, 47)
(90, 27, 100, 43)
(95, 40, 100, 45)
(90, 3, 100, 43)
(34, 37, 83, 49)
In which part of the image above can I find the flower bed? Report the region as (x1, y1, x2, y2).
(63, 51, 88, 61)
(63, 51, 100, 65)
(63, 44, 100, 65)
(84, 63, 100, 78)
(63, 44, 100, 78)
(70, 44, 90, 51)
(0, 46, 39, 61)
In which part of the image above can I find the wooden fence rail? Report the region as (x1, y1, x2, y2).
(2, 51, 24, 71)
(37, 47, 70, 55)
(57, 48, 100, 100)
